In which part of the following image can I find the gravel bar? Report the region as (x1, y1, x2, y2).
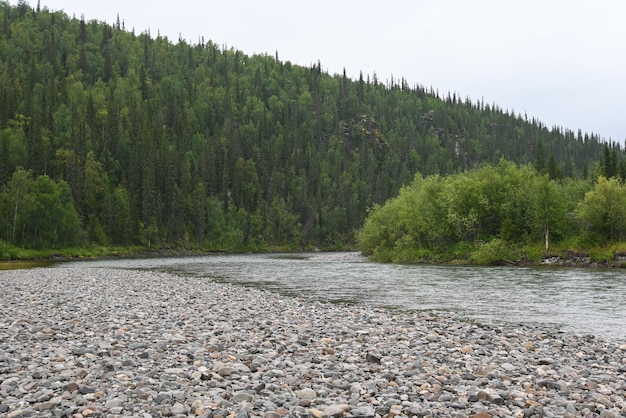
(1, 267, 625, 418)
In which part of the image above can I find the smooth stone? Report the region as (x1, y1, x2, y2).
(232, 392, 254, 403)
(3, 268, 626, 418)
(34, 397, 62, 410)
(322, 404, 348, 418)
(104, 398, 125, 409)
(310, 408, 323, 418)
(296, 388, 316, 399)
(216, 367, 237, 377)
(170, 402, 187, 415)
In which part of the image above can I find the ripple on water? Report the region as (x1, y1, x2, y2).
(55, 253, 626, 342)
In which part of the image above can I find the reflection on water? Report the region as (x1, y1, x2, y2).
(57, 252, 626, 342)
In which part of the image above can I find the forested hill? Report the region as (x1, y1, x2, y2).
(0, 2, 618, 251)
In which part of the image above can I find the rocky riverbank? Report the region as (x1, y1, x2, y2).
(1, 267, 625, 418)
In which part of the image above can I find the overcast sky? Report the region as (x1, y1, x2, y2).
(21, 1, 626, 143)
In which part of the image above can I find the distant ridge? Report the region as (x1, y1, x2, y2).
(0, 2, 616, 250)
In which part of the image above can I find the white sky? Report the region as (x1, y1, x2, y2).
(19, 1, 626, 143)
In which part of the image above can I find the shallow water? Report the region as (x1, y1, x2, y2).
(57, 252, 626, 342)
(0, 260, 56, 270)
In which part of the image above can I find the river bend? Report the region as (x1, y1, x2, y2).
(57, 252, 626, 342)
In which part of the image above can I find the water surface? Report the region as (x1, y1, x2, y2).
(57, 252, 626, 342)
(1, 260, 56, 270)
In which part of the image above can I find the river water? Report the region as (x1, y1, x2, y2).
(57, 252, 626, 342)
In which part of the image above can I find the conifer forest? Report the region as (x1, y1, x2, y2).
(0, 1, 622, 255)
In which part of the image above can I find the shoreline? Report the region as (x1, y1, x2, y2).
(3, 246, 626, 269)
(1, 267, 625, 417)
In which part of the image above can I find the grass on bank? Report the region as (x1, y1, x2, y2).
(365, 238, 626, 267)
(3, 237, 626, 268)
(0, 241, 143, 261)
(0, 238, 355, 262)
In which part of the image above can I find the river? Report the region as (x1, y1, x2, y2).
(57, 252, 626, 342)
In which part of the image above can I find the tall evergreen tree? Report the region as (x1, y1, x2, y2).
(0, 1, 617, 251)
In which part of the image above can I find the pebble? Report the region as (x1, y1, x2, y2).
(1, 267, 626, 417)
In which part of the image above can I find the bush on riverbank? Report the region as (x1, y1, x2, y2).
(357, 160, 626, 266)
(364, 238, 626, 267)
(0, 238, 349, 262)
(0, 240, 143, 261)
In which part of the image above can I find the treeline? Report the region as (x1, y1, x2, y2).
(357, 159, 626, 264)
(0, 1, 621, 251)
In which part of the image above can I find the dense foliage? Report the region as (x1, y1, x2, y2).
(0, 2, 621, 252)
(357, 159, 626, 264)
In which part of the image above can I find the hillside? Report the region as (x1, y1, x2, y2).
(0, 1, 616, 251)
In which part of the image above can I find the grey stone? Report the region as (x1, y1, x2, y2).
(2, 267, 626, 418)
(232, 392, 254, 403)
(104, 398, 125, 409)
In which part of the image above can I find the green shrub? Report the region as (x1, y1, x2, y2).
(0, 240, 10, 259)
(449, 242, 476, 261)
(521, 243, 549, 263)
(469, 239, 520, 265)
(589, 247, 614, 263)
(390, 247, 433, 264)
